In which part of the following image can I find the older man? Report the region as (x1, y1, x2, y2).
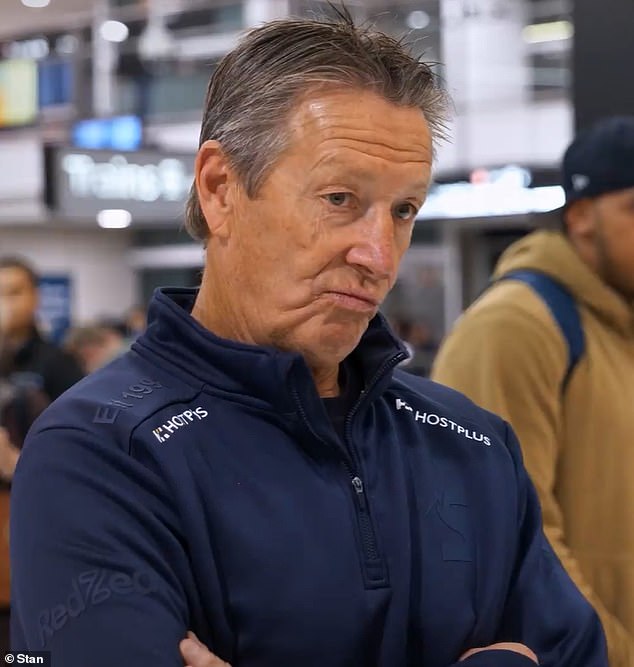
(10, 11, 606, 667)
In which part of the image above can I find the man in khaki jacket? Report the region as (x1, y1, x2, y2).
(433, 116, 634, 667)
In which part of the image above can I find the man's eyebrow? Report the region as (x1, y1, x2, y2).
(309, 161, 430, 193)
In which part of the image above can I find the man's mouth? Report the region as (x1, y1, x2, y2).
(322, 290, 380, 313)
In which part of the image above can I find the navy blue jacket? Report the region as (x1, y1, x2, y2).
(10, 288, 606, 666)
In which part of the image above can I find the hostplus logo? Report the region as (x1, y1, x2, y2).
(395, 398, 492, 446)
(153, 407, 208, 443)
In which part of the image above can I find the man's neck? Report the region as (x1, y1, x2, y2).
(191, 283, 253, 346)
(311, 364, 340, 398)
(192, 283, 342, 398)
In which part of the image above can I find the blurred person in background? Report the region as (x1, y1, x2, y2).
(397, 319, 439, 377)
(0, 256, 84, 477)
(433, 116, 634, 667)
(0, 381, 49, 473)
(10, 11, 606, 667)
(0, 257, 83, 652)
(124, 304, 148, 339)
(0, 257, 84, 408)
(64, 324, 127, 375)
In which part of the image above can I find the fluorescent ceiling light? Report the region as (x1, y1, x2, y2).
(138, 20, 177, 60)
(97, 209, 132, 229)
(523, 20, 574, 44)
(99, 20, 129, 43)
(407, 10, 431, 30)
(418, 184, 565, 219)
(21, 0, 50, 7)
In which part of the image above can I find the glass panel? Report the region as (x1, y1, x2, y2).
(524, 0, 573, 101)
(166, 3, 243, 33)
(115, 64, 213, 117)
(290, 1, 442, 72)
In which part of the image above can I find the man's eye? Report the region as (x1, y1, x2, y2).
(324, 193, 352, 207)
(394, 203, 418, 221)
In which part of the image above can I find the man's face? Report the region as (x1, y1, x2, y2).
(591, 187, 634, 299)
(0, 267, 38, 337)
(204, 89, 433, 368)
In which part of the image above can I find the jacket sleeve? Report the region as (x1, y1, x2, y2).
(431, 298, 634, 667)
(494, 422, 607, 665)
(10, 426, 192, 666)
(438, 422, 607, 667)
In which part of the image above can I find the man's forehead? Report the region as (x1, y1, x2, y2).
(287, 90, 433, 159)
(600, 185, 634, 202)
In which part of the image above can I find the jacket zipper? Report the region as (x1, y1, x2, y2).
(341, 352, 408, 565)
(344, 352, 407, 561)
(346, 468, 379, 560)
(293, 350, 408, 574)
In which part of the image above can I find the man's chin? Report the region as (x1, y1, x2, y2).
(313, 320, 369, 357)
(271, 312, 371, 363)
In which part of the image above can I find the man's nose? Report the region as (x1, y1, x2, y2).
(346, 209, 397, 281)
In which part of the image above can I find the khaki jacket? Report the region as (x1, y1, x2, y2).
(432, 230, 634, 666)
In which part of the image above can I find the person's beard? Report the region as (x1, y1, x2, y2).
(593, 210, 634, 302)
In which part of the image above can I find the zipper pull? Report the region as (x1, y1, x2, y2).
(351, 476, 368, 511)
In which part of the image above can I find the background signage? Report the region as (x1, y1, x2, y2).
(38, 274, 72, 345)
(72, 116, 143, 151)
(45, 146, 196, 225)
(0, 59, 38, 127)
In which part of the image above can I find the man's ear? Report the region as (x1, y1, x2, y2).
(564, 198, 596, 241)
(195, 140, 237, 239)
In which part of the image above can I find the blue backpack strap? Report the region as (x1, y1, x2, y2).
(498, 270, 585, 391)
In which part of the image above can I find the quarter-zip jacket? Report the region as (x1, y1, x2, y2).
(10, 288, 606, 666)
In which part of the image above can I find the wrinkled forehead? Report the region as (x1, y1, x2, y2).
(286, 89, 433, 166)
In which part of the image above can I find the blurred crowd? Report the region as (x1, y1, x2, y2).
(0, 256, 147, 468)
(0, 256, 150, 650)
(64, 306, 147, 374)
(390, 318, 439, 377)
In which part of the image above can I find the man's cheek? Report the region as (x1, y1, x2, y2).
(0, 305, 16, 325)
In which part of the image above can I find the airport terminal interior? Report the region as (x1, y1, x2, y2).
(1, 0, 633, 661)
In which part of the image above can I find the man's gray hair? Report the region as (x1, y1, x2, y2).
(185, 7, 449, 242)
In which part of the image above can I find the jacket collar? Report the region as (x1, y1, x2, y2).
(136, 288, 407, 415)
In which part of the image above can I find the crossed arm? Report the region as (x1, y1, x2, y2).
(179, 634, 538, 666)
